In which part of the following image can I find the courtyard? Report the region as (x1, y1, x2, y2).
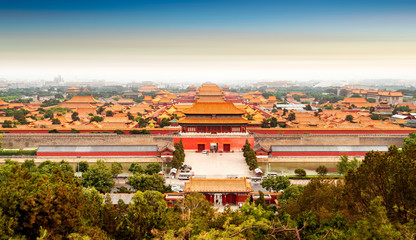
(183, 150, 252, 178)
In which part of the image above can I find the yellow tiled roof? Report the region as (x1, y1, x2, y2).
(184, 178, 253, 193)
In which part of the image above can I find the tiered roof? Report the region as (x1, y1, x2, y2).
(183, 101, 245, 115)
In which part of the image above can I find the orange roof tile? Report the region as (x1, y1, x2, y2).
(184, 178, 253, 193)
(178, 117, 250, 124)
(64, 95, 100, 104)
(0, 98, 9, 106)
(183, 101, 245, 115)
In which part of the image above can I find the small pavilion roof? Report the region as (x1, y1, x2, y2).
(184, 177, 253, 193)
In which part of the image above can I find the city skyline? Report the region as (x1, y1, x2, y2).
(1, 0, 416, 82)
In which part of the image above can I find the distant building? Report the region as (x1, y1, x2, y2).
(66, 87, 80, 94)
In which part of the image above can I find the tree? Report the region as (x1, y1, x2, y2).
(0, 166, 106, 239)
(159, 118, 171, 128)
(113, 129, 125, 134)
(13, 110, 27, 124)
(315, 165, 328, 176)
(243, 140, 258, 170)
(283, 108, 288, 116)
(111, 162, 123, 177)
(82, 160, 115, 193)
(367, 98, 376, 103)
(269, 117, 278, 127)
(343, 145, 416, 223)
(345, 114, 354, 122)
(145, 163, 162, 175)
(71, 111, 80, 121)
(305, 104, 312, 111)
(52, 118, 61, 125)
(97, 106, 105, 115)
(278, 185, 304, 207)
(261, 119, 270, 128)
(261, 176, 290, 192)
(90, 115, 104, 123)
(127, 173, 170, 193)
(2, 120, 13, 128)
(294, 168, 306, 177)
(129, 163, 144, 173)
(22, 159, 36, 172)
(48, 129, 59, 133)
(336, 154, 360, 175)
(70, 128, 80, 133)
(255, 191, 268, 209)
(287, 112, 296, 121)
(105, 110, 114, 117)
(172, 139, 185, 169)
(77, 161, 89, 172)
(123, 191, 167, 239)
(404, 132, 416, 146)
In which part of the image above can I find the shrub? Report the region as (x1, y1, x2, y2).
(316, 165, 328, 176)
(294, 168, 306, 177)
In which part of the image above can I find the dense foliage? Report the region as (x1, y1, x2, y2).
(2, 136, 416, 239)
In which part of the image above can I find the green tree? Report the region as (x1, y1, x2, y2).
(336, 154, 360, 175)
(51, 118, 61, 125)
(22, 159, 36, 172)
(404, 132, 416, 146)
(71, 111, 80, 121)
(82, 160, 115, 193)
(305, 104, 312, 111)
(315, 165, 328, 176)
(123, 191, 167, 239)
(287, 112, 296, 121)
(255, 191, 268, 209)
(159, 118, 171, 128)
(346, 197, 403, 240)
(90, 115, 104, 123)
(111, 162, 123, 177)
(345, 114, 354, 122)
(343, 145, 416, 223)
(129, 163, 144, 173)
(2, 120, 13, 128)
(269, 117, 278, 128)
(105, 110, 114, 117)
(261, 176, 290, 192)
(145, 163, 162, 175)
(127, 173, 170, 193)
(172, 139, 185, 169)
(77, 161, 89, 172)
(294, 168, 306, 177)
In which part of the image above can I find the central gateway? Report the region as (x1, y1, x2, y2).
(178, 101, 249, 134)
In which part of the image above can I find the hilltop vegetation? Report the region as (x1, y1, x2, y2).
(2, 138, 416, 239)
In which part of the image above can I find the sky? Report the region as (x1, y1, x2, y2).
(0, 0, 415, 83)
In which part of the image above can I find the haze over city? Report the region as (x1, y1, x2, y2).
(1, 0, 416, 83)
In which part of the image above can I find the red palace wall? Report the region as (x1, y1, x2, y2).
(174, 137, 255, 151)
(249, 129, 416, 135)
(0, 129, 179, 135)
(271, 151, 371, 157)
(37, 152, 159, 157)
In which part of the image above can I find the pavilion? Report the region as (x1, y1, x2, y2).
(178, 101, 249, 134)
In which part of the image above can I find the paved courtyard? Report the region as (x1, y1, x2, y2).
(183, 150, 252, 178)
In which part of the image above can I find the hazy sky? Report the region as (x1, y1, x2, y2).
(1, 0, 415, 82)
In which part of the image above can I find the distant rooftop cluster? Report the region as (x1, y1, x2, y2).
(0, 83, 415, 132)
